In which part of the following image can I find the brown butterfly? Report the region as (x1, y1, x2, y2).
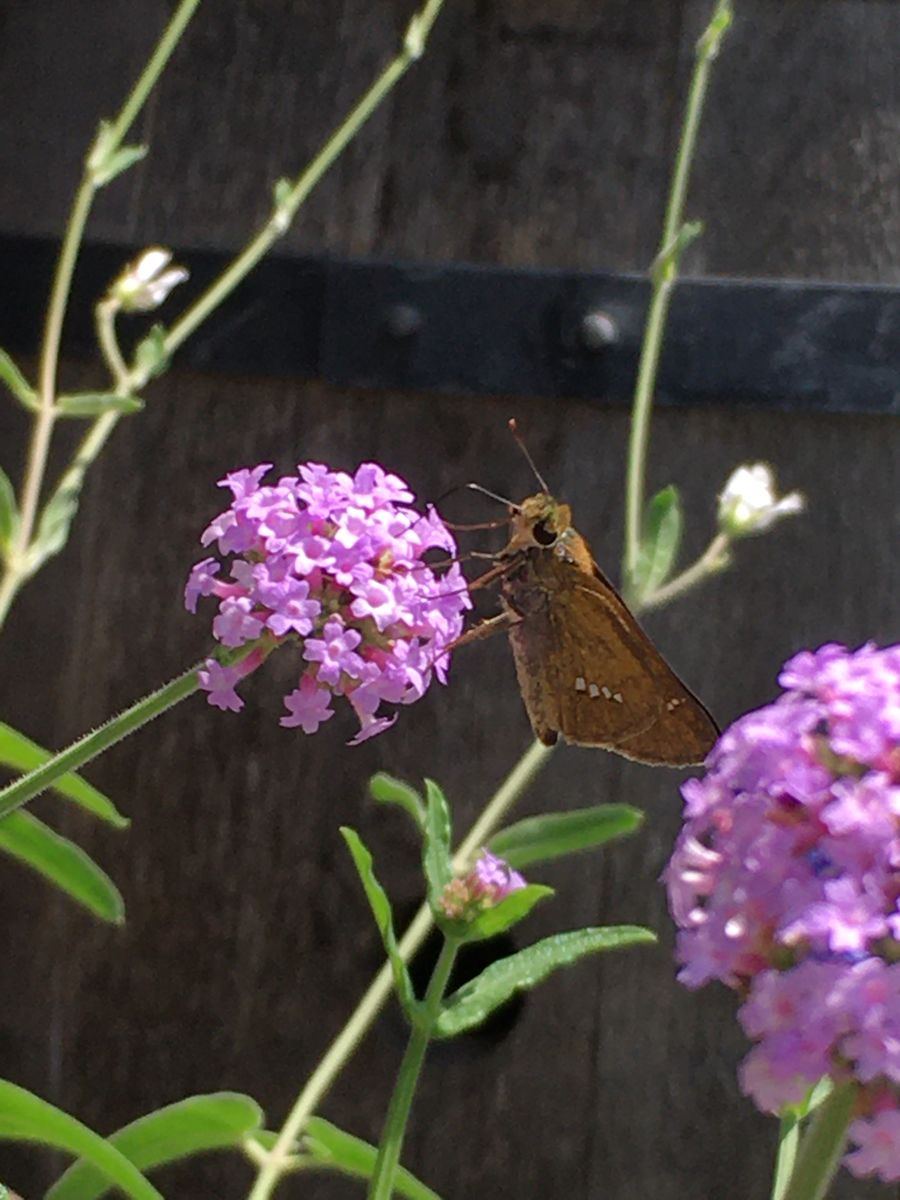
(454, 433, 719, 766)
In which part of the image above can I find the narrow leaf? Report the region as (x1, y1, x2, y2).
(490, 805, 643, 870)
(0, 812, 123, 923)
(463, 884, 554, 942)
(0, 1080, 162, 1200)
(46, 1093, 263, 1200)
(27, 476, 83, 574)
(634, 485, 683, 597)
(340, 828, 418, 1020)
(303, 1117, 441, 1200)
(0, 721, 127, 827)
(93, 143, 148, 187)
(0, 349, 36, 408)
(368, 773, 425, 831)
(133, 325, 170, 380)
(422, 779, 452, 903)
(0, 467, 19, 553)
(57, 393, 144, 418)
(436, 926, 656, 1037)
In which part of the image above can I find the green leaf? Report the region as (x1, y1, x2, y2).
(133, 325, 170, 380)
(27, 474, 83, 575)
(490, 805, 643, 870)
(0, 721, 127, 828)
(0, 466, 19, 554)
(56, 393, 144, 418)
(92, 143, 148, 187)
(302, 1117, 441, 1200)
(436, 926, 656, 1038)
(462, 884, 554, 942)
(368, 773, 425, 831)
(0, 811, 123, 923)
(340, 828, 418, 1020)
(0, 1079, 162, 1200)
(272, 177, 293, 208)
(0, 348, 36, 409)
(422, 779, 452, 904)
(634, 485, 683, 597)
(46, 1093, 263, 1200)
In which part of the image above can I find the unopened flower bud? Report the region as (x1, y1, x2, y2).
(717, 463, 804, 538)
(111, 247, 189, 312)
(438, 850, 526, 921)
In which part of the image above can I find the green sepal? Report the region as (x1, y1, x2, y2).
(46, 1093, 263, 1200)
(368, 772, 425, 831)
(300, 1116, 442, 1200)
(489, 804, 643, 870)
(56, 392, 144, 418)
(0, 811, 124, 923)
(340, 828, 418, 1022)
(87, 124, 148, 187)
(133, 324, 170, 380)
(0, 1079, 162, 1200)
(422, 779, 452, 906)
(459, 883, 553, 943)
(0, 467, 19, 556)
(0, 348, 37, 409)
(435, 926, 656, 1038)
(0, 720, 127, 827)
(633, 485, 683, 598)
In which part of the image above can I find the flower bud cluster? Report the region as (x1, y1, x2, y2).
(186, 462, 471, 743)
(666, 643, 900, 1181)
(439, 850, 526, 921)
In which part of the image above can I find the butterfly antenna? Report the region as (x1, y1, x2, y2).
(508, 418, 550, 493)
(466, 482, 521, 511)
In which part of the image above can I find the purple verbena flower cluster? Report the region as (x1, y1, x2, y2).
(186, 462, 471, 743)
(439, 850, 526, 921)
(665, 643, 900, 1181)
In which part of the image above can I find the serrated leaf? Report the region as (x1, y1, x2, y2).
(133, 325, 169, 380)
(0, 811, 123, 923)
(422, 779, 452, 904)
(368, 773, 425, 831)
(462, 884, 554, 942)
(490, 805, 643, 870)
(0, 467, 19, 553)
(92, 143, 148, 187)
(46, 1093, 263, 1200)
(57, 393, 144, 418)
(0, 348, 36, 408)
(340, 828, 418, 1020)
(436, 926, 656, 1037)
(0, 1079, 161, 1200)
(302, 1117, 441, 1200)
(0, 720, 127, 827)
(634, 485, 683, 597)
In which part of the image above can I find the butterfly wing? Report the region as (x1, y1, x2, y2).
(504, 552, 719, 766)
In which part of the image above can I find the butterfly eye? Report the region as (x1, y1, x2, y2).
(532, 519, 557, 547)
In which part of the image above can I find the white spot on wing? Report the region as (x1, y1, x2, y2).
(601, 686, 611, 699)
(575, 676, 586, 691)
(588, 683, 600, 698)
(613, 692, 623, 703)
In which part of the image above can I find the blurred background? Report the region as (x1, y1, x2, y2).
(0, 1, 897, 1196)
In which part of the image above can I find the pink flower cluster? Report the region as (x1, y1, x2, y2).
(186, 462, 471, 743)
(439, 850, 526, 921)
(665, 643, 900, 1181)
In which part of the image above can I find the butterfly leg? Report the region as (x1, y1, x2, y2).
(445, 609, 522, 653)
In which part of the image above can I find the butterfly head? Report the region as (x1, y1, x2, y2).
(506, 492, 573, 552)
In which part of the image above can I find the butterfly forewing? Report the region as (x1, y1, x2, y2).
(501, 512, 718, 766)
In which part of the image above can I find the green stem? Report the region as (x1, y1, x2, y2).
(0, 665, 202, 820)
(135, 0, 447, 385)
(367, 937, 458, 1200)
(246, 739, 552, 1200)
(95, 299, 130, 391)
(622, 0, 733, 588)
(636, 531, 730, 613)
(771, 1111, 802, 1200)
(780, 1083, 856, 1200)
(0, 0, 202, 632)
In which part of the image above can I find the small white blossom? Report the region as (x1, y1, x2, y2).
(111, 247, 188, 312)
(717, 463, 805, 538)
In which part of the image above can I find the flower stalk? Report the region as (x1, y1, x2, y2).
(780, 1083, 856, 1200)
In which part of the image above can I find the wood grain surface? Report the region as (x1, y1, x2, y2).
(0, 2, 897, 1197)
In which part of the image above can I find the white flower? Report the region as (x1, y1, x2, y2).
(111, 247, 188, 312)
(717, 463, 805, 537)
